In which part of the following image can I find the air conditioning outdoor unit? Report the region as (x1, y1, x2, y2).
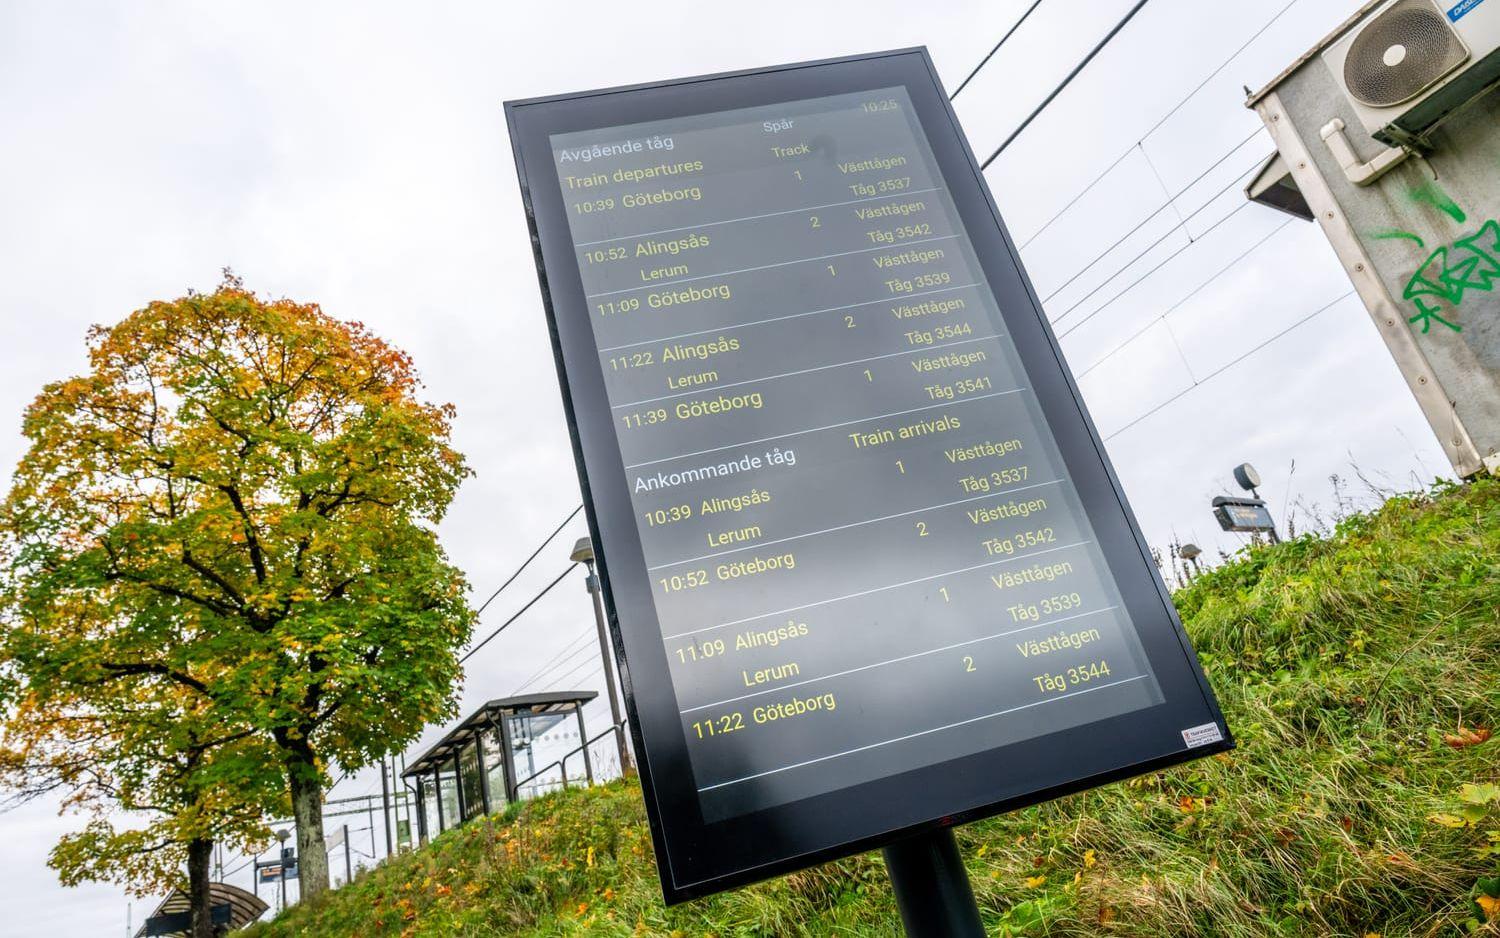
(1323, 0, 1500, 146)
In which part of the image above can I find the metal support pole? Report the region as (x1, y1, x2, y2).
(574, 705, 594, 785)
(451, 750, 466, 823)
(432, 767, 444, 833)
(882, 828, 984, 938)
(279, 865, 286, 913)
(367, 800, 377, 862)
(343, 824, 352, 884)
(497, 714, 519, 802)
(474, 731, 493, 815)
(379, 759, 393, 858)
(584, 561, 633, 775)
(400, 753, 413, 843)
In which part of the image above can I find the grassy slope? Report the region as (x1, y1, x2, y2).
(246, 480, 1500, 937)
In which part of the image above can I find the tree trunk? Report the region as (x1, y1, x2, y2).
(288, 759, 331, 898)
(186, 837, 214, 938)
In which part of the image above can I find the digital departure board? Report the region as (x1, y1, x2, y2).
(506, 49, 1230, 904)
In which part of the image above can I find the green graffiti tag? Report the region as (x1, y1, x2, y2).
(1400, 219, 1500, 333)
(1408, 180, 1468, 224)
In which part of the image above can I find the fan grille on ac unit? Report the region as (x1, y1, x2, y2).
(1343, 0, 1468, 107)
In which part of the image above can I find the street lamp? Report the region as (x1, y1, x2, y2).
(1179, 542, 1203, 577)
(570, 537, 634, 775)
(273, 829, 291, 911)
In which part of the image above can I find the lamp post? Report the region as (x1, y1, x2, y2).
(274, 829, 290, 912)
(570, 537, 634, 776)
(1179, 542, 1202, 579)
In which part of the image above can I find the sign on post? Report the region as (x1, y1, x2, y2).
(1212, 496, 1277, 533)
(506, 48, 1231, 904)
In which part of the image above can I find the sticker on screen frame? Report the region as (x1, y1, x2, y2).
(1181, 723, 1224, 748)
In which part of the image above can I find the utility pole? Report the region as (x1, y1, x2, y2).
(379, 759, 393, 857)
(343, 824, 352, 884)
(569, 537, 633, 776)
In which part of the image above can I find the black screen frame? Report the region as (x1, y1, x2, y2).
(505, 48, 1231, 904)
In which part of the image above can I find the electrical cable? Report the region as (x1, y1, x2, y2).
(1102, 290, 1356, 441)
(1038, 132, 1263, 306)
(512, 634, 597, 695)
(461, 563, 579, 664)
(544, 654, 603, 692)
(1073, 216, 1295, 378)
(473, 504, 582, 617)
(1053, 195, 1255, 335)
(980, 0, 1153, 170)
(509, 625, 596, 694)
(949, 1, 1046, 100)
(1017, 0, 1301, 248)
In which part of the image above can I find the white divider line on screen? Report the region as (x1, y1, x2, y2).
(661, 538, 1093, 640)
(595, 282, 980, 354)
(648, 477, 1066, 571)
(696, 673, 1152, 793)
(584, 235, 962, 299)
(613, 334, 998, 410)
(571, 187, 944, 248)
(623, 389, 1023, 470)
(679, 604, 1120, 714)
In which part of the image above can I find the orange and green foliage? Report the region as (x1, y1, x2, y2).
(0, 276, 476, 900)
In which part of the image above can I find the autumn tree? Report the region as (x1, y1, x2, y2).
(0, 277, 475, 898)
(0, 669, 281, 938)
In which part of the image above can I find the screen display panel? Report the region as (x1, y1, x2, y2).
(506, 49, 1230, 903)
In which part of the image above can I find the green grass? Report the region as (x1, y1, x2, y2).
(245, 479, 1500, 937)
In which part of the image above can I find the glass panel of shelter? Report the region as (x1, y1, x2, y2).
(405, 696, 598, 846)
(508, 711, 582, 799)
(437, 766, 459, 834)
(484, 726, 508, 810)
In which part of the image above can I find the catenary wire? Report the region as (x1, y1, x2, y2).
(979, 0, 1153, 169)
(949, 1, 1046, 100)
(473, 504, 582, 617)
(1053, 195, 1256, 334)
(1073, 216, 1296, 378)
(1017, 0, 1302, 249)
(509, 625, 597, 694)
(1102, 290, 1357, 441)
(545, 654, 604, 692)
(512, 631, 598, 695)
(1038, 132, 1264, 306)
(461, 564, 580, 664)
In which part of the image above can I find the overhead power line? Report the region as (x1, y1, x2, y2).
(1073, 215, 1296, 379)
(1054, 195, 1256, 336)
(949, 1, 1046, 100)
(511, 628, 597, 695)
(461, 563, 580, 664)
(473, 504, 582, 617)
(980, 0, 1153, 169)
(1017, 0, 1301, 248)
(1102, 290, 1356, 441)
(1039, 130, 1263, 307)
(545, 655, 603, 692)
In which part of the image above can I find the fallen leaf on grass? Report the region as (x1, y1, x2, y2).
(1443, 726, 1491, 748)
(1477, 894, 1499, 921)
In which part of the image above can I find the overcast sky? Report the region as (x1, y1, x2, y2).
(0, 1, 1450, 933)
